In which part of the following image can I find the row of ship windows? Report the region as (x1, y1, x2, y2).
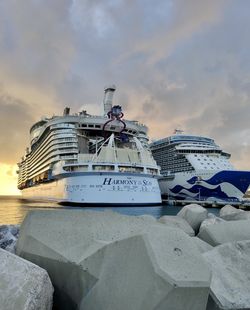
(193, 154, 226, 159)
(196, 158, 228, 163)
(78, 123, 137, 135)
(31, 127, 72, 143)
(20, 150, 78, 179)
(167, 161, 230, 169)
(162, 167, 192, 172)
(32, 136, 77, 157)
(30, 129, 76, 159)
(158, 160, 191, 166)
(64, 165, 158, 174)
(25, 145, 78, 174)
(31, 126, 75, 144)
(177, 150, 220, 154)
(18, 153, 78, 182)
(27, 134, 77, 164)
(64, 165, 146, 173)
(197, 161, 229, 166)
(170, 169, 193, 173)
(153, 151, 222, 158)
(52, 122, 144, 137)
(159, 161, 191, 166)
(161, 162, 191, 167)
(152, 148, 216, 154)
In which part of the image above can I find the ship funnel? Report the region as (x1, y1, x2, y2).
(63, 107, 70, 116)
(103, 84, 116, 115)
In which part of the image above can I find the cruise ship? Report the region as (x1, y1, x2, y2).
(150, 131, 250, 203)
(17, 86, 161, 205)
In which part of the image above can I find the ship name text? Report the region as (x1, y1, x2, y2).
(103, 178, 152, 186)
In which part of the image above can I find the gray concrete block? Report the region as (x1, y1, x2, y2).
(158, 215, 195, 236)
(177, 204, 208, 233)
(17, 210, 211, 310)
(219, 205, 250, 221)
(0, 248, 53, 310)
(199, 213, 225, 234)
(203, 241, 250, 309)
(198, 219, 250, 246)
(192, 237, 213, 253)
(138, 214, 157, 222)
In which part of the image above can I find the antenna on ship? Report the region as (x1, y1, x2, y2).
(63, 107, 70, 116)
(173, 129, 184, 135)
(103, 84, 116, 115)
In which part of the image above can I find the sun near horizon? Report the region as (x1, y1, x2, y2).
(0, 164, 20, 196)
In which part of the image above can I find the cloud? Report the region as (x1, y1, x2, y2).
(0, 89, 36, 164)
(0, 0, 76, 116)
(0, 0, 249, 181)
(115, 0, 226, 65)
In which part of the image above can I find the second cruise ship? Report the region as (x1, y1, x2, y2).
(17, 86, 161, 205)
(150, 131, 250, 203)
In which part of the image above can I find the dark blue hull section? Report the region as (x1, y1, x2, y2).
(169, 170, 250, 202)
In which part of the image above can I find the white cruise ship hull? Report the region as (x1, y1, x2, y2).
(21, 173, 161, 205)
(159, 170, 250, 203)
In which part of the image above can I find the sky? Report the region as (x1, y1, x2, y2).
(0, 0, 250, 195)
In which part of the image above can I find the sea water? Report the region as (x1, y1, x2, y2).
(0, 195, 220, 225)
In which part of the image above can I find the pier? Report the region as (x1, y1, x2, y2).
(162, 198, 250, 210)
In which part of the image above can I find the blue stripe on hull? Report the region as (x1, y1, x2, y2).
(170, 185, 237, 202)
(169, 170, 250, 202)
(186, 170, 250, 193)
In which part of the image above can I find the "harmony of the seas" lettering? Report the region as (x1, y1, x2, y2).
(102, 178, 152, 186)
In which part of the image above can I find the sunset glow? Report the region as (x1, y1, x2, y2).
(0, 1, 250, 195)
(0, 164, 20, 195)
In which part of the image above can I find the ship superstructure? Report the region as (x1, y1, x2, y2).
(17, 86, 161, 205)
(150, 131, 250, 203)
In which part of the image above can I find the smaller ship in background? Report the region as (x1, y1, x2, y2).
(150, 130, 250, 203)
(17, 85, 161, 205)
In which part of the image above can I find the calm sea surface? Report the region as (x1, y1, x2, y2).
(0, 195, 220, 225)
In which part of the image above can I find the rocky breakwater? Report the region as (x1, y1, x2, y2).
(0, 225, 54, 310)
(0, 204, 250, 310)
(0, 224, 19, 253)
(0, 248, 53, 310)
(16, 209, 211, 310)
(179, 204, 250, 310)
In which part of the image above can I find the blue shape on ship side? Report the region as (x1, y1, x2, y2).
(187, 176, 199, 185)
(171, 184, 237, 201)
(187, 170, 250, 193)
(170, 170, 250, 202)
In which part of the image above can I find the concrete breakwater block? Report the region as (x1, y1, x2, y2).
(17, 210, 211, 310)
(203, 241, 250, 310)
(219, 205, 250, 221)
(0, 225, 19, 253)
(199, 214, 225, 233)
(138, 214, 157, 222)
(158, 215, 195, 236)
(198, 219, 250, 246)
(0, 248, 53, 310)
(177, 204, 208, 233)
(192, 237, 213, 253)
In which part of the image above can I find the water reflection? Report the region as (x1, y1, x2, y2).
(0, 196, 219, 225)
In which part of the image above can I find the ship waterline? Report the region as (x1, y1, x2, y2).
(21, 173, 161, 205)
